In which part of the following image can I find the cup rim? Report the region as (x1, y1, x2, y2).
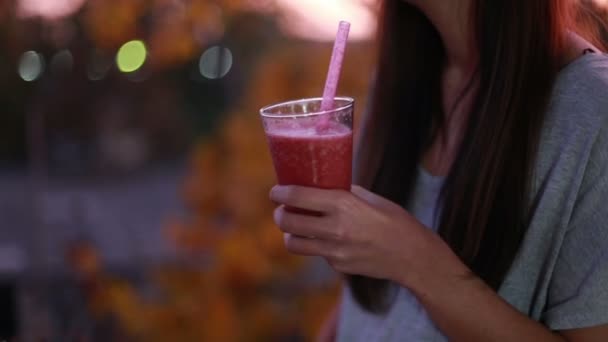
(259, 96, 354, 119)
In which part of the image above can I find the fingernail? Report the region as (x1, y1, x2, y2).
(269, 185, 278, 200)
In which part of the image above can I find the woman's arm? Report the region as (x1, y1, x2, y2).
(399, 243, 562, 341)
(402, 252, 608, 341)
(270, 185, 608, 342)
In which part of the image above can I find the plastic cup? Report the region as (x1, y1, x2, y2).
(260, 97, 354, 213)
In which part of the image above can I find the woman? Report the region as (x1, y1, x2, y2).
(270, 0, 608, 340)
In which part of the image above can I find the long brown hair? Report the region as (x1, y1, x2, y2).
(351, 0, 598, 312)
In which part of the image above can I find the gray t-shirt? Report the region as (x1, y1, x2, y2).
(337, 52, 608, 341)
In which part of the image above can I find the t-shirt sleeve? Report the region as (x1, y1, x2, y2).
(542, 117, 608, 330)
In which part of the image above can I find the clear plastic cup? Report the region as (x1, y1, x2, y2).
(260, 97, 354, 193)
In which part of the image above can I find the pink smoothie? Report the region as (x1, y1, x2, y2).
(266, 123, 353, 190)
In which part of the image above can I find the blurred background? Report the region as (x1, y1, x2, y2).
(0, 0, 606, 341)
(0, 0, 375, 340)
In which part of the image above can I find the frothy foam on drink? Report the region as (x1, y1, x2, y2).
(267, 122, 351, 138)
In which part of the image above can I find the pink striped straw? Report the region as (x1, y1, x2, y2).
(320, 21, 351, 112)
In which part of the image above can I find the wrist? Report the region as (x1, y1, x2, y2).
(398, 235, 475, 298)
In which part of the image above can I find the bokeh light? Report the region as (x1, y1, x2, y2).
(199, 46, 233, 79)
(50, 49, 74, 75)
(116, 40, 148, 73)
(18, 51, 45, 81)
(17, 0, 86, 19)
(276, 0, 375, 41)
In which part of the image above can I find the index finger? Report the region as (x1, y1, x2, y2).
(270, 185, 345, 213)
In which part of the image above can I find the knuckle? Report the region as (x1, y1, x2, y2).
(337, 195, 357, 213)
(323, 192, 342, 212)
(327, 258, 345, 273)
(332, 225, 348, 241)
(331, 248, 347, 262)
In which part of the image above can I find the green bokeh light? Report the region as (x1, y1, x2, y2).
(116, 40, 147, 73)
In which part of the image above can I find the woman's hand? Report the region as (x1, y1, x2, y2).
(270, 185, 469, 289)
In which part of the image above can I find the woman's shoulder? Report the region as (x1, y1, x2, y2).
(552, 52, 608, 112)
(557, 51, 608, 87)
(532, 53, 608, 196)
(545, 52, 608, 140)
